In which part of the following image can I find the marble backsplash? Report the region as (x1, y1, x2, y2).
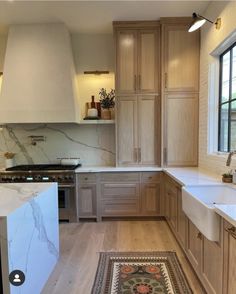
(0, 123, 116, 168)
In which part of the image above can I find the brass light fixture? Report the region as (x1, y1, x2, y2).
(188, 12, 221, 32)
(84, 70, 109, 75)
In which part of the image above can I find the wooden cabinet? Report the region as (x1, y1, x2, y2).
(114, 23, 160, 95)
(164, 176, 178, 231)
(164, 174, 224, 294)
(141, 172, 161, 216)
(162, 23, 199, 92)
(177, 188, 187, 249)
(100, 172, 140, 217)
(186, 219, 202, 273)
(165, 93, 198, 166)
(223, 221, 236, 294)
(117, 95, 160, 166)
(116, 96, 138, 165)
(77, 174, 97, 220)
(161, 18, 199, 167)
(78, 184, 97, 218)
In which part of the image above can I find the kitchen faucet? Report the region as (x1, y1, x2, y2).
(226, 151, 236, 166)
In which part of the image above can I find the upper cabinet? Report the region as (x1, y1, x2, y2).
(162, 21, 200, 93)
(114, 22, 160, 95)
(161, 18, 200, 166)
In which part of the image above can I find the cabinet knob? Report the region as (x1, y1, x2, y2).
(84, 177, 88, 180)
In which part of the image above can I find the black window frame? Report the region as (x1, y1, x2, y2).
(218, 41, 236, 152)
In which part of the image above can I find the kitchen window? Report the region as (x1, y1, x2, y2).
(218, 42, 236, 152)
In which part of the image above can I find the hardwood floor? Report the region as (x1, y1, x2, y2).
(42, 220, 205, 294)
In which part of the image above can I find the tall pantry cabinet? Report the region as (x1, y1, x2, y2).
(161, 18, 200, 166)
(114, 22, 161, 166)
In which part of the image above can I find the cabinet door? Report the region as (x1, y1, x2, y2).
(186, 220, 202, 273)
(138, 96, 160, 166)
(141, 183, 160, 216)
(117, 96, 138, 165)
(177, 188, 187, 249)
(138, 29, 159, 93)
(115, 30, 137, 94)
(165, 93, 198, 166)
(223, 221, 236, 294)
(101, 183, 140, 216)
(78, 184, 97, 217)
(202, 233, 223, 294)
(162, 25, 199, 92)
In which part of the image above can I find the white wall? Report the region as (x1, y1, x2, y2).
(71, 34, 115, 118)
(0, 32, 115, 167)
(199, 1, 236, 175)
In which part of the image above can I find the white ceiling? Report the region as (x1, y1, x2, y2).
(0, 1, 211, 34)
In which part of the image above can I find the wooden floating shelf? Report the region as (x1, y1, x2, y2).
(79, 120, 115, 125)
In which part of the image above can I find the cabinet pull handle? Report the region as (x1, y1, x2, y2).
(138, 75, 141, 90)
(225, 227, 236, 239)
(138, 148, 141, 162)
(134, 148, 138, 162)
(164, 73, 168, 89)
(134, 75, 137, 91)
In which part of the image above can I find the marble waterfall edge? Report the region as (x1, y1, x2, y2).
(0, 183, 59, 294)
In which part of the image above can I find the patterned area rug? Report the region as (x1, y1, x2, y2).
(92, 251, 192, 294)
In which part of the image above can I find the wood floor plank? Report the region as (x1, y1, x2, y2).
(42, 220, 205, 294)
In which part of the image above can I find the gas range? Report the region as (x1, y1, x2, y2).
(0, 164, 81, 184)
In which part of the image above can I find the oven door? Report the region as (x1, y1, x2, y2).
(58, 185, 77, 222)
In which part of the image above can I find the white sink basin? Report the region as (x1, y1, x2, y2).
(182, 185, 236, 241)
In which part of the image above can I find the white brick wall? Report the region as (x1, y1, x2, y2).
(199, 2, 236, 175)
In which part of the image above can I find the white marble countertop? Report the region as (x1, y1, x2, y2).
(164, 167, 221, 186)
(0, 183, 57, 216)
(75, 166, 163, 173)
(214, 204, 236, 227)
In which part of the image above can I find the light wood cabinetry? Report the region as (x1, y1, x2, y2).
(141, 172, 161, 216)
(114, 23, 160, 95)
(162, 23, 199, 92)
(186, 220, 202, 272)
(161, 18, 199, 166)
(223, 221, 236, 294)
(164, 174, 223, 294)
(165, 93, 198, 166)
(77, 174, 97, 220)
(114, 21, 161, 167)
(100, 172, 140, 217)
(117, 95, 160, 166)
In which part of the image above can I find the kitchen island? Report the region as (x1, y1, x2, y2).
(0, 183, 59, 294)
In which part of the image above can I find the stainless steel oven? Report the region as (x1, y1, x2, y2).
(58, 183, 77, 222)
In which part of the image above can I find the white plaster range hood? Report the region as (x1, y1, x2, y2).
(0, 23, 79, 123)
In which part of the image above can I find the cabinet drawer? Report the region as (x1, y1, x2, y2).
(100, 172, 140, 183)
(77, 173, 97, 184)
(141, 172, 160, 183)
(101, 199, 140, 216)
(101, 183, 139, 200)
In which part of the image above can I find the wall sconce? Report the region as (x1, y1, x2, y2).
(84, 71, 109, 75)
(188, 12, 221, 32)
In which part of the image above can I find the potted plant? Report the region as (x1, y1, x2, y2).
(222, 172, 233, 183)
(99, 88, 115, 120)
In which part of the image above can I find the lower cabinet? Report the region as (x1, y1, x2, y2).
(223, 220, 236, 294)
(101, 182, 140, 216)
(141, 183, 160, 215)
(77, 172, 162, 219)
(165, 174, 223, 294)
(78, 184, 97, 218)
